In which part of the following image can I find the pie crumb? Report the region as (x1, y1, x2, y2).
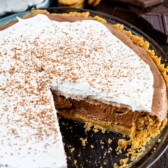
(74, 159, 77, 165)
(70, 147, 75, 153)
(80, 138, 87, 147)
(108, 139, 112, 144)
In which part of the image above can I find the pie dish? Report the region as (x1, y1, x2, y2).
(0, 7, 166, 167)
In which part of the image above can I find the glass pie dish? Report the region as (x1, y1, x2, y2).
(0, 7, 167, 168)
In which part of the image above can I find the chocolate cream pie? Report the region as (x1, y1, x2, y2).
(0, 10, 167, 167)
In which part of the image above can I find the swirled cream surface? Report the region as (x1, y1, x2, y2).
(0, 14, 154, 167)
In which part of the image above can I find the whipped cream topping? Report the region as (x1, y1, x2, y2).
(0, 14, 154, 167)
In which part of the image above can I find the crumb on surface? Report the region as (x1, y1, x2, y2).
(84, 122, 92, 132)
(80, 138, 87, 147)
(120, 158, 128, 165)
(101, 128, 106, 133)
(90, 145, 94, 149)
(93, 127, 100, 133)
(108, 147, 112, 153)
(117, 139, 130, 151)
(74, 159, 77, 165)
(108, 138, 112, 144)
(100, 140, 105, 145)
(70, 147, 75, 153)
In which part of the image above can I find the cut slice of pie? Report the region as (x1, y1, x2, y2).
(0, 10, 167, 167)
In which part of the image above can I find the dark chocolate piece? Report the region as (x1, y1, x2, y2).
(141, 12, 168, 43)
(108, 0, 163, 8)
(142, 13, 164, 33)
